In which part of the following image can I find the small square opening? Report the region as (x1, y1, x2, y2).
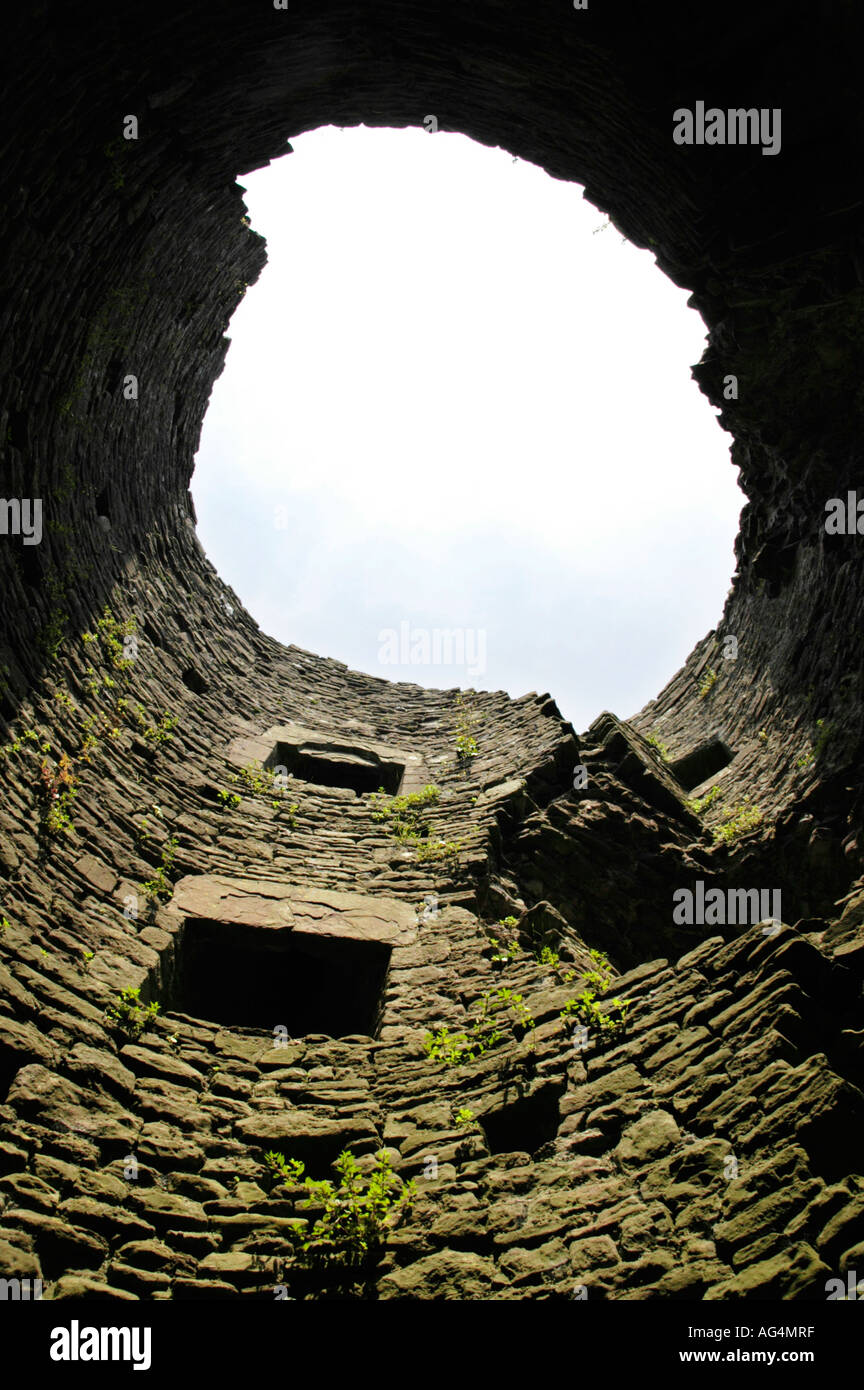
(167, 919, 390, 1038)
(480, 1082, 564, 1157)
(267, 741, 404, 796)
(670, 736, 735, 792)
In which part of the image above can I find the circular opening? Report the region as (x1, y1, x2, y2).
(193, 127, 742, 728)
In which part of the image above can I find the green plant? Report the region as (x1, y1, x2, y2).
(758, 728, 768, 743)
(371, 784, 440, 835)
(422, 1024, 477, 1066)
(37, 753, 77, 839)
(275, 800, 299, 829)
(415, 837, 462, 864)
(713, 804, 763, 844)
(231, 760, 278, 796)
(583, 947, 615, 993)
(490, 923, 522, 965)
(538, 944, 561, 970)
(217, 789, 242, 811)
(455, 732, 478, 761)
(813, 718, 835, 759)
(273, 1149, 415, 1270)
(134, 707, 178, 746)
(140, 836, 178, 903)
(494, 986, 535, 1033)
(39, 574, 70, 663)
(454, 1108, 475, 1127)
(0, 915, 10, 932)
(646, 733, 670, 761)
(264, 1151, 305, 1184)
(686, 785, 722, 815)
(560, 988, 631, 1036)
(453, 692, 481, 762)
(106, 986, 159, 1040)
(698, 668, 718, 699)
(371, 785, 462, 866)
(534, 943, 576, 982)
(85, 607, 138, 673)
(423, 987, 534, 1067)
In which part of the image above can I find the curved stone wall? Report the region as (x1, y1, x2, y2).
(1, 2, 863, 1302)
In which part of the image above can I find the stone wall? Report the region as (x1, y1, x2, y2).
(1, 2, 863, 1301)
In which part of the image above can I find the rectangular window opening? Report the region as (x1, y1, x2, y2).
(267, 741, 404, 796)
(167, 918, 391, 1038)
(670, 736, 735, 792)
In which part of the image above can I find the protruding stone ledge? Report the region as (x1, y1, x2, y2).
(170, 876, 418, 947)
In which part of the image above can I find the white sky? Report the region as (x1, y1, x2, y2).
(192, 125, 743, 733)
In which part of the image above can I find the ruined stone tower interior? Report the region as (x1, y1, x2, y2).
(2, 2, 864, 1307)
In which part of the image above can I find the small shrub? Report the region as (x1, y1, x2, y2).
(264, 1151, 305, 1184)
(454, 691, 481, 762)
(422, 1025, 477, 1066)
(713, 804, 763, 844)
(37, 753, 77, 838)
(140, 836, 178, 902)
(490, 920, 522, 965)
(269, 1149, 415, 1270)
(698, 668, 718, 699)
(106, 986, 159, 1040)
(646, 733, 670, 761)
(455, 732, 478, 761)
(801, 718, 837, 765)
(370, 784, 440, 841)
(686, 785, 722, 815)
(276, 800, 299, 829)
(423, 987, 534, 1067)
(135, 709, 178, 746)
(415, 837, 462, 864)
(560, 988, 631, 1037)
(583, 946, 615, 993)
(231, 760, 278, 796)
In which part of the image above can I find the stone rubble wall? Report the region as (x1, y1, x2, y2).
(1, 2, 863, 1300)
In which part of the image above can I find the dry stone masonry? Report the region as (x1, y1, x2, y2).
(1, 2, 863, 1304)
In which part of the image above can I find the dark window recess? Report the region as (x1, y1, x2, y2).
(267, 741, 404, 796)
(670, 736, 734, 792)
(168, 919, 391, 1037)
(480, 1083, 564, 1157)
(181, 666, 209, 695)
(0, 1044, 24, 1104)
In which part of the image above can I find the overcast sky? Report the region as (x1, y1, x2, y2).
(192, 125, 743, 734)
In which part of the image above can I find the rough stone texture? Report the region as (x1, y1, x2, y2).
(0, 2, 863, 1301)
